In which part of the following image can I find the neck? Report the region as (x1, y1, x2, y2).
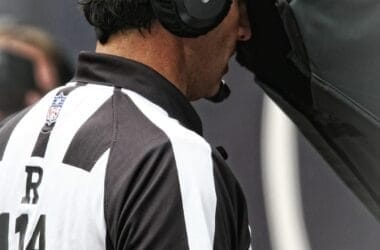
(96, 24, 193, 99)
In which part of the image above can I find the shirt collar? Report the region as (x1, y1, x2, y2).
(73, 52, 203, 135)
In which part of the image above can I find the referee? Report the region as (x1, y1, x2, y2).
(0, 0, 252, 249)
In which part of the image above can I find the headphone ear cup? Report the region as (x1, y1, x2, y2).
(151, 0, 231, 37)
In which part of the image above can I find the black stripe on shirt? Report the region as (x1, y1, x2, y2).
(212, 150, 251, 250)
(105, 89, 189, 249)
(0, 213, 9, 248)
(63, 96, 113, 171)
(32, 86, 80, 158)
(0, 107, 31, 161)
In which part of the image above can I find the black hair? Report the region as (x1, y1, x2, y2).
(79, 0, 156, 44)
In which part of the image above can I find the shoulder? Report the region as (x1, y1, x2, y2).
(116, 88, 212, 159)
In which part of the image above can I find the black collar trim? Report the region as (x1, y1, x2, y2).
(73, 52, 203, 135)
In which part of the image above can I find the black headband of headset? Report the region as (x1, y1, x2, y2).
(151, 0, 232, 37)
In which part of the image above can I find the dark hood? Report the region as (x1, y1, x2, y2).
(236, 0, 380, 220)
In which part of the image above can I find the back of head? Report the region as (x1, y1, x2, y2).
(79, 0, 155, 44)
(80, 0, 233, 44)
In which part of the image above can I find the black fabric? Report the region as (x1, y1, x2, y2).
(31, 131, 51, 158)
(310, 75, 380, 215)
(0, 213, 9, 249)
(292, 0, 380, 119)
(236, 0, 380, 220)
(104, 89, 189, 250)
(63, 97, 113, 171)
(236, 0, 312, 109)
(0, 107, 31, 161)
(212, 151, 251, 250)
(74, 52, 203, 136)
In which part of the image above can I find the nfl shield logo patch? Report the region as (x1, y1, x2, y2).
(46, 92, 67, 126)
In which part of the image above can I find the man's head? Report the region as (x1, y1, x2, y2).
(81, 0, 251, 100)
(181, 0, 251, 99)
(80, 0, 234, 43)
(80, 0, 155, 44)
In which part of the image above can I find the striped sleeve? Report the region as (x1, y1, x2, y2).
(126, 90, 217, 249)
(104, 90, 251, 250)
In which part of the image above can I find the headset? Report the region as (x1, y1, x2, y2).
(151, 0, 232, 37)
(151, 0, 233, 102)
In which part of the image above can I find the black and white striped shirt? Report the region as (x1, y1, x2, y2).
(0, 52, 251, 250)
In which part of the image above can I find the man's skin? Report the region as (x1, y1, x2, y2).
(96, 0, 251, 101)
